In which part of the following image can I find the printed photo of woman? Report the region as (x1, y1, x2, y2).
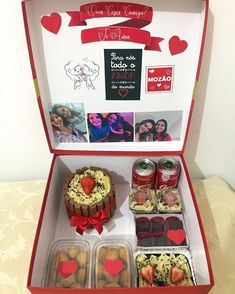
(154, 119, 172, 141)
(87, 113, 110, 142)
(135, 111, 183, 142)
(87, 112, 134, 143)
(50, 112, 87, 143)
(135, 119, 155, 142)
(50, 102, 87, 143)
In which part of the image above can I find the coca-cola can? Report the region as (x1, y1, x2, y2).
(132, 158, 156, 189)
(156, 158, 180, 189)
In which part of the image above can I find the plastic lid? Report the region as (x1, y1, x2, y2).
(93, 239, 133, 288)
(44, 239, 90, 288)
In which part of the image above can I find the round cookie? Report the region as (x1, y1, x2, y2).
(105, 248, 119, 260)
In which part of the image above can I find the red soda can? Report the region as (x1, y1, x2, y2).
(156, 158, 180, 189)
(132, 158, 156, 189)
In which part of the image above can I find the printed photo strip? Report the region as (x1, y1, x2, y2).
(135, 111, 183, 142)
(50, 103, 87, 143)
(87, 112, 134, 143)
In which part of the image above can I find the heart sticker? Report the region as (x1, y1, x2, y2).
(169, 36, 188, 55)
(57, 260, 78, 279)
(118, 88, 128, 98)
(167, 229, 186, 245)
(41, 13, 62, 34)
(104, 259, 123, 276)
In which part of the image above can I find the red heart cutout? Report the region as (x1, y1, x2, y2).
(169, 36, 188, 55)
(167, 229, 186, 245)
(118, 89, 128, 98)
(57, 261, 78, 279)
(104, 259, 123, 276)
(41, 13, 62, 34)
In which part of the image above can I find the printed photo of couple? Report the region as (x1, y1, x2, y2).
(135, 111, 183, 142)
(87, 112, 134, 143)
(49, 103, 87, 143)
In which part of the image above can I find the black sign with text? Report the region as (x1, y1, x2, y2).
(104, 49, 142, 100)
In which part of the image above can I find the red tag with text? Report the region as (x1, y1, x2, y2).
(146, 66, 174, 93)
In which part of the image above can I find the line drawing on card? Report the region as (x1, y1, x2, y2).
(64, 59, 100, 90)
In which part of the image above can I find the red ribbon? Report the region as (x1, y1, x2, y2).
(79, 2, 153, 23)
(67, 197, 115, 235)
(66, 2, 164, 51)
(81, 26, 163, 51)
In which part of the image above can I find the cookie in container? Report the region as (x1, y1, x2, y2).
(93, 239, 134, 288)
(44, 239, 90, 288)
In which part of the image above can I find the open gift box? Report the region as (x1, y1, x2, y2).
(22, 0, 214, 292)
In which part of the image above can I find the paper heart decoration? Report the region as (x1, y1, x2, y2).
(104, 259, 123, 276)
(41, 13, 62, 34)
(118, 88, 128, 98)
(57, 261, 78, 279)
(167, 229, 186, 245)
(169, 36, 188, 55)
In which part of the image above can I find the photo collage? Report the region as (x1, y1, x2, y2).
(49, 103, 183, 144)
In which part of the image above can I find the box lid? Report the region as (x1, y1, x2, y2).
(22, 0, 208, 155)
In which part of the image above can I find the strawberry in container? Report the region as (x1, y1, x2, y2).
(135, 249, 196, 287)
(129, 188, 156, 213)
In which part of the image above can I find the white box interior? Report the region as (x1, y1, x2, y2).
(31, 155, 210, 287)
(24, 0, 206, 152)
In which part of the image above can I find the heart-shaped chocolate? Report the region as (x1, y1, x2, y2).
(57, 260, 78, 279)
(104, 259, 123, 276)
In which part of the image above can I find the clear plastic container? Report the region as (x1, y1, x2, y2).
(93, 239, 134, 288)
(135, 249, 196, 287)
(135, 214, 188, 247)
(44, 239, 90, 288)
(156, 187, 183, 213)
(129, 188, 156, 213)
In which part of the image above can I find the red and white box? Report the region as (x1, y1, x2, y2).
(22, 0, 214, 293)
